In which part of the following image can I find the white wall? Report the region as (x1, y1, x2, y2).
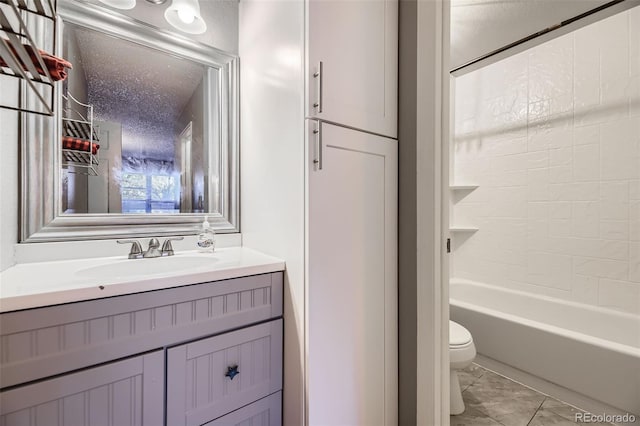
(452, 6, 640, 315)
(0, 78, 19, 272)
(450, 0, 613, 69)
(238, 2, 305, 425)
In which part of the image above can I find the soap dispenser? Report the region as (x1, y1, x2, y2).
(197, 217, 216, 252)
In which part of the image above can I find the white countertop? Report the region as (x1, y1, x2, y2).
(0, 247, 285, 313)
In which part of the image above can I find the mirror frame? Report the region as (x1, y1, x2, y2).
(20, 0, 239, 242)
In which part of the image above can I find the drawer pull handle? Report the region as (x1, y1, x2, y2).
(225, 365, 240, 380)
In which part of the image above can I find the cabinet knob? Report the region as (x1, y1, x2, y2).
(225, 365, 240, 380)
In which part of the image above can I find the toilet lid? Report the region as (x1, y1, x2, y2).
(450, 320, 472, 347)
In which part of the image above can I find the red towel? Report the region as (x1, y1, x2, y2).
(63, 136, 99, 155)
(0, 42, 73, 82)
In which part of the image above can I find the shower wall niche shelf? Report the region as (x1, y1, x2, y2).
(0, 0, 58, 116)
(449, 227, 479, 233)
(61, 92, 99, 176)
(450, 185, 479, 191)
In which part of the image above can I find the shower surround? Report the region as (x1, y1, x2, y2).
(453, 6, 640, 315)
(451, 5, 640, 417)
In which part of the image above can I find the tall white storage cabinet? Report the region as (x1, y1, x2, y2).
(306, 1, 398, 424)
(307, 0, 398, 138)
(307, 121, 397, 426)
(239, 0, 398, 424)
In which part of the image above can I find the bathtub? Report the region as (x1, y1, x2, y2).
(450, 279, 640, 416)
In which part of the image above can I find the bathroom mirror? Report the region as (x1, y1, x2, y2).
(21, 0, 239, 241)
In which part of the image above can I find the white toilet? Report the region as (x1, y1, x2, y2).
(449, 320, 476, 415)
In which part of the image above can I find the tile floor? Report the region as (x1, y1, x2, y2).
(450, 364, 613, 426)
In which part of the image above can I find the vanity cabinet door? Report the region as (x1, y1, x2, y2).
(0, 351, 164, 426)
(203, 392, 281, 426)
(307, 0, 398, 138)
(166, 319, 283, 426)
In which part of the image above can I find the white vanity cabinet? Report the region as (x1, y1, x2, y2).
(307, 0, 398, 138)
(0, 271, 284, 426)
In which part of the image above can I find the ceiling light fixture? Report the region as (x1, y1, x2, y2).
(98, 0, 136, 10)
(164, 0, 207, 35)
(98, 0, 206, 35)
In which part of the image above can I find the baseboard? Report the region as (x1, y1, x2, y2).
(475, 354, 640, 426)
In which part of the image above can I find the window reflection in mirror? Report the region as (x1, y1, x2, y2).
(61, 22, 209, 214)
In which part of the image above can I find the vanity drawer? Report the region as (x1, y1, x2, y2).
(0, 272, 283, 389)
(204, 392, 282, 426)
(166, 319, 283, 426)
(0, 351, 164, 426)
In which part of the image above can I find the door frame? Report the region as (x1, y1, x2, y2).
(179, 121, 194, 212)
(414, 0, 450, 424)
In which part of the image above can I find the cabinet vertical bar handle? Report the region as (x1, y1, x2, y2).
(313, 61, 323, 113)
(313, 121, 323, 171)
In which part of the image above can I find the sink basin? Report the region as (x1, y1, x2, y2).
(75, 255, 219, 280)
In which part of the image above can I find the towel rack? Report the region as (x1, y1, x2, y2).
(0, 0, 57, 116)
(61, 91, 99, 176)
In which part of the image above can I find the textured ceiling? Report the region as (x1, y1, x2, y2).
(64, 0, 239, 160)
(451, 0, 614, 69)
(69, 23, 206, 159)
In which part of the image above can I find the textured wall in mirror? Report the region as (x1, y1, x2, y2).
(62, 22, 210, 215)
(71, 24, 205, 159)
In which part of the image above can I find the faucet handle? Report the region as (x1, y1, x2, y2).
(161, 236, 184, 256)
(117, 239, 143, 259)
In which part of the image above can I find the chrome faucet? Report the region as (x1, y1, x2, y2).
(143, 238, 162, 258)
(118, 237, 184, 259)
